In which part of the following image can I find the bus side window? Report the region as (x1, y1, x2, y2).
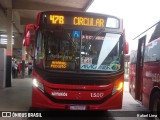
(154, 40, 160, 61)
(35, 31, 44, 69)
(144, 40, 160, 62)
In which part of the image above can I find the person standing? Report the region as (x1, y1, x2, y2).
(12, 61, 18, 78)
(28, 62, 33, 76)
(18, 61, 22, 77)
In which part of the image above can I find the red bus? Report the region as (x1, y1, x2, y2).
(23, 11, 128, 110)
(129, 21, 160, 118)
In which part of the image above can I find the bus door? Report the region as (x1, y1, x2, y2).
(135, 36, 146, 101)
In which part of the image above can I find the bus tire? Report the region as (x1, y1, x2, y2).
(150, 91, 160, 119)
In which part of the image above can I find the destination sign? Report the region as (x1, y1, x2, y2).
(47, 14, 106, 27)
(50, 61, 67, 69)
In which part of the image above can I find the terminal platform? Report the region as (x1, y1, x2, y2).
(0, 78, 32, 111)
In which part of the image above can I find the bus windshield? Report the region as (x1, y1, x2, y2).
(44, 28, 123, 72)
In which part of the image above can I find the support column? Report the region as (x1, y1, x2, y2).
(6, 9, 13, 87)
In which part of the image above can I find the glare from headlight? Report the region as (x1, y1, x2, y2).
(117, 82, 123, 90)
(112, 81, 123, 95)
(32, 78, 44, 92)
(33, 78, 38, 87)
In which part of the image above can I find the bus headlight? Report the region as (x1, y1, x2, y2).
(117, 82, 123, 90)
(33, 78, 38, 87)
(112, 81, 123, 95)
(33, 78, 44, 93)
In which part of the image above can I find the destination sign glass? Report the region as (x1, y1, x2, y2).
(43, 11, 120, 28)
(47, 15, 105, 27)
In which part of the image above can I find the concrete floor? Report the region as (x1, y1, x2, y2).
(0, 78, 32, 111)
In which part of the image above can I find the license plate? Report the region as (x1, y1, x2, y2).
(70, 105, 86, 110)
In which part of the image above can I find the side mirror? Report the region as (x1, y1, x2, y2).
(124, 41, 129, 54)
(23, 24, 38, 46)
(23, 30, 30, 46)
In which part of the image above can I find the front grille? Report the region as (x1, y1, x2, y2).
(34, 68, 123, 85)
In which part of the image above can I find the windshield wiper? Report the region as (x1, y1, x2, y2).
(91, 28, 105, 41)
(85, 28, 105, 48)
(87, 28, 105, 44)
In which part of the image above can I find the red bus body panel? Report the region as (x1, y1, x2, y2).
(129, 22, 160, 119)
(129, 38, 160, 110)
(143, 62, 160, 108)
(129, 57, 160, 109)
(32, 70, 123, 110)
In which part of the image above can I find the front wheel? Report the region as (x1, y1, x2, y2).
(150, 91, 160, 120)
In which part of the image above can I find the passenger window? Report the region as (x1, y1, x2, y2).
(144, 40, 160, 62)
(35, 31, 44, 60)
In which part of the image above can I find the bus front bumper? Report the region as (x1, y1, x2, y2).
(32, 86, 123, 110)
